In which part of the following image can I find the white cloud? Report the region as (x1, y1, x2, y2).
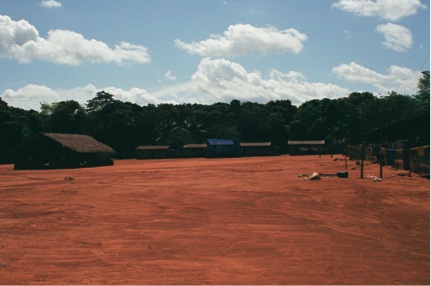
(4, 60, 421, 111)
(175, 24, 307, 57)
(1, 84, 97, 110)
(41, 0, 62, 8)
(269, 70, 307, 82)
(102, 87, 166, 106)
(2, 58, 352, 110)
(0, 15, 150, 65)
(2, 84, 58, 100)
(332, 0, 426, 21)
(164, 70, 177, 81)
(332, 62, 422, 94)
(155, 58, 350, 105)
(376, 23, 413, 52)
(1, 84, 172, 110)
(332, 62, 387, 85)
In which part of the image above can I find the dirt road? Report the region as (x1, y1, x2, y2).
(0, 155, 429, 284)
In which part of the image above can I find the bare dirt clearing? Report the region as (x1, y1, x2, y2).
(0, 155, 429, 284)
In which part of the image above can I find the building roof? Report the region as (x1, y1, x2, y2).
(206, 139, 236, 145)
(183, 144, 207, 148)
(288, 140, 325, 145)
(240, 142, 271, 147)
(10, 133, 115, 154)
(135, 145, 170, 150)
(43, 133, 115, 153)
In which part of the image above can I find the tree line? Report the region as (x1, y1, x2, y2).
(0, 71, 429, 161)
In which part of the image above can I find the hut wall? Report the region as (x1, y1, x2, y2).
(289, 145, 323, 156)
(136, 149, 171, 159)
(288, 141, 325, 156)
(14, 148, 80, 169)
(78, 153, 114, 167)
(240, 146, 273, 157)
(206, 139, 240, 158)
(183, 147, 206, 158)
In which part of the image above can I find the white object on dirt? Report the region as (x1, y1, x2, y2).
(304, 172, 321, 180)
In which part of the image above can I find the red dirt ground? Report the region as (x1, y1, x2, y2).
(0, 155, 429, 284)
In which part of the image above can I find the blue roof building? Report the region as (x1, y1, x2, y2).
(205, 139, 240, 158)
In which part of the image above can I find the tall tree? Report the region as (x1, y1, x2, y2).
(42, 100, 87, 134)
(415, 71, 430, 114)
(0, 99, 42, 162)
(86, 91, 116, 112)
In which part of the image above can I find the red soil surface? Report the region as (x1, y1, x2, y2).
(0, 155, 429, 284)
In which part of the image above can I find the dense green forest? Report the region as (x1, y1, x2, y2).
(1, 71, 429, 161)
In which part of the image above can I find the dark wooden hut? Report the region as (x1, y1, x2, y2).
(240, 142, 275, 157)
(288, 140, 325, 156)
(183, 144, 207, 158)
(205, 139, 240, 158)
(11, 133, 115, 169)
(135, 146, 174, 159)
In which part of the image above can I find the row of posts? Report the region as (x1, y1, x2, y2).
(342, 142, 383, 179)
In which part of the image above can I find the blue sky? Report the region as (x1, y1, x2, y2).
(0, 0, 429, 110)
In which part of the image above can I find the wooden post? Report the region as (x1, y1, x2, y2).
(360, 143, 365, 179)
(345, 141, 348, 170)
(345, 154, 348, 170)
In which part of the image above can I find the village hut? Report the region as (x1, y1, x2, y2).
(183, 144, 207, 158)
(240, 142, 276, 157)
(288, 140, 325, 156)
(11, 133, 115, 169)
(205, 139, 240, 158)
(135, 145, 174, 159)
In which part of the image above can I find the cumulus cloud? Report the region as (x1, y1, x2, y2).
(2, 84, 58, 101)
(154, 58, 350, 105)
(41, 0, 62, 8)
(175, 24, 307, 57)
(3, 57, 351, 110)
(269, 70, 307, 82)
(164, 70, 177, 81)
(332, 62, 422, 94)
(1, 84, 171, 110)
(4, 59, 421, 111)
(0, 15, 150, 65)
(102, 87, 167, 106)
(376, 23, 413, 52)
(1, 84, 94, 110)
(332, 0, 426, 21)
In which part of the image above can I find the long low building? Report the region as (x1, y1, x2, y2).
(136, 141, 283, 159)
(288, 140, 325, 156)
(183, 144, 207, 158)
(240, 142, 277, 156)
(186, 141, 280, 158)
(135, 145, 176, 159)
(11, 133, 115, 169)
(205, 139, 240, 158)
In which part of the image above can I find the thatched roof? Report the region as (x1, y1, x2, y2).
(42, 133, 115, 154)
(183, 144, 207, 149)
(135, 145, 170, 150)
(240, 142, 271, 147)
(288, 140, 325, 145)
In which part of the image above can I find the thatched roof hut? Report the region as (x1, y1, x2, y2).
(11, 133, 115, 169)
